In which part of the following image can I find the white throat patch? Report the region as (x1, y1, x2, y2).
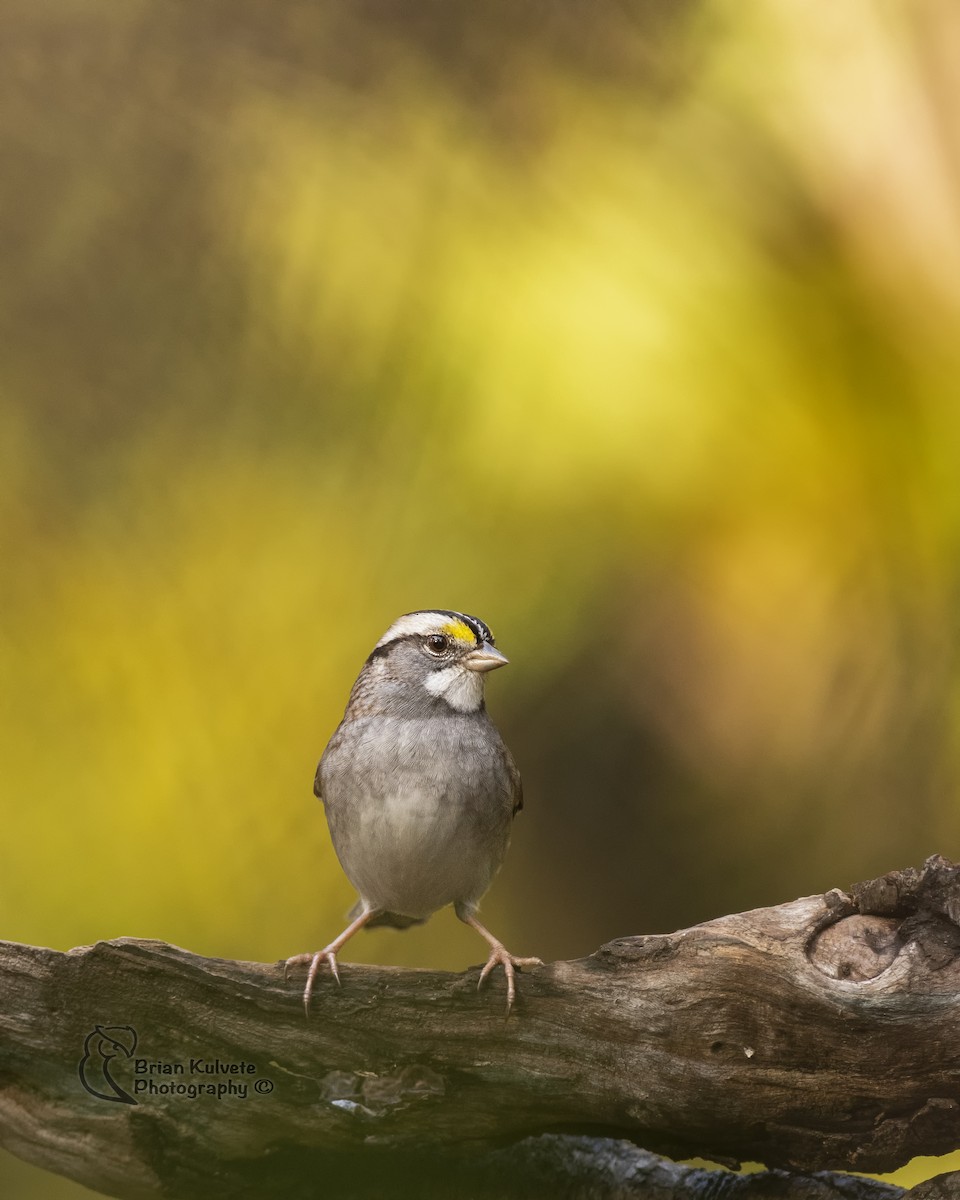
(423, 666, 484, 713)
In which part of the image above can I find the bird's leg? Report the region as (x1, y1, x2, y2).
(456, 909, 543, 1015)
(285, 907, 382, 1016)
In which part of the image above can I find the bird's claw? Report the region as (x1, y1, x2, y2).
(282, 952, 311, 984)
(477, 944, 543, 1014)
(284, 948, 342, 1016)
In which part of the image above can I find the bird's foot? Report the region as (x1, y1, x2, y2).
(284, 948, 341, 1016)
(283, 908, 382, 1016)
(477, 943, 543, 1015)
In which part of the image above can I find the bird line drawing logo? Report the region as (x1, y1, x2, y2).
(78, 1025, 139, 1105)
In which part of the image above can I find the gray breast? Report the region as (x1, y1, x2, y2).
(318, 712, 515, 918)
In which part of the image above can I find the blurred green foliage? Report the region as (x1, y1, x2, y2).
(3, 0, 960, 1194)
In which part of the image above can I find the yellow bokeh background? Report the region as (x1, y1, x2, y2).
(2, 1, 960, 1194)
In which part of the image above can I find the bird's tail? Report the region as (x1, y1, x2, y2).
(347, 900, 427, 930)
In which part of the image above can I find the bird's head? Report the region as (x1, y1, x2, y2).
(361, 609, 508, 714)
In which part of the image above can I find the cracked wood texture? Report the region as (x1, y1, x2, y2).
(1, 856, 959, 1200)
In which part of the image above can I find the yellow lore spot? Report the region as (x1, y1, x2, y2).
(441, 620, 477, 645)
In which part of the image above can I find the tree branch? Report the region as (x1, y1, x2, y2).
(1, 856, 959, 1199)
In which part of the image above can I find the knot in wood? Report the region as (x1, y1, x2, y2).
(808, 914, 902, 980)
(592, 935, 675, 969)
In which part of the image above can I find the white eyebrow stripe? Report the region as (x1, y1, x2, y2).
(375, 611, 461, 648)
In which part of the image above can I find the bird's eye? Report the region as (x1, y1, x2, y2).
(425, 634, 449, 654)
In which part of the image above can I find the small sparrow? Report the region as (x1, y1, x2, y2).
(286, 610, 541, 1014)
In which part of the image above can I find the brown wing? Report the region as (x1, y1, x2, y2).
(503, 743, 523, 817)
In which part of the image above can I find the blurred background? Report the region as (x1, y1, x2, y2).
(3, 0, 960, 1194)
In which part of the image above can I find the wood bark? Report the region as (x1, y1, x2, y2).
(1, 856, 959, 1199)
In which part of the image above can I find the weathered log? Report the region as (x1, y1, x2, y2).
(1, 856, 958, 1199)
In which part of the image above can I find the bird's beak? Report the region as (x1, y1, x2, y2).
(463, 645, 509, 672)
